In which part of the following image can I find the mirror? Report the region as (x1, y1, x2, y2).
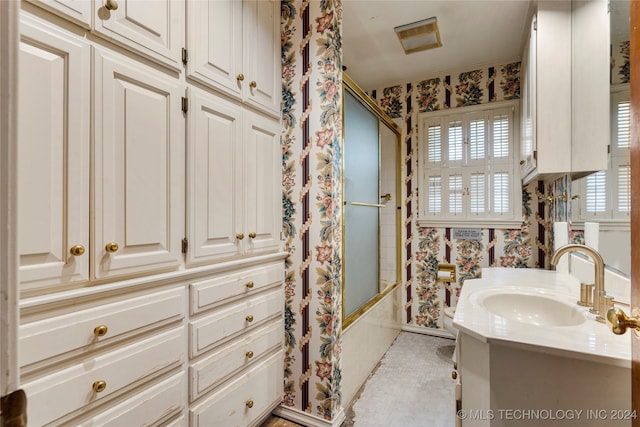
(570, 0, 630, 277)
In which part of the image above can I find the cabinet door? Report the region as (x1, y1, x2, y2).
(242, 111, 282, 254)
(187, 88, 243, 265)
(93, 0, 184, 71)
(520, 15, 536, 179)
(186, 0, 243, 99)
(94, 48, 184, 279)
(18, 15, 90, 291)
(243, 0, 280, 117)
(25, 0, 92, 28)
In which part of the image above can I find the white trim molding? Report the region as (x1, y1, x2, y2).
(272, 406, 346, 427)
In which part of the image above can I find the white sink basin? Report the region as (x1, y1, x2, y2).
(479, 292, 587, 327)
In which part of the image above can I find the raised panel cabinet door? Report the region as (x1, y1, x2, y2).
(93, 48, 184, 279)
(24, 0, 92, 28)
(93, 0, 184, 71)
(187, 88, 243, 265)
(18, 15, 90, 292)
(242, 111, 282, 254)
(186, 0, 243, 99)
(243, 0, 280, 117)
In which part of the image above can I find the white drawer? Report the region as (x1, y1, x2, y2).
(190, 287, 283, 358)
(75, 372, 186, 426)
(190, 319, 283, 401)
(20, 287, 185, 367)
(23, 327, 185, 426)
(190, 351, 283, 427)
(190, 263, 283, 314)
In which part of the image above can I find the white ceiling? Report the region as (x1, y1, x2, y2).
(342, 0, 533, 91)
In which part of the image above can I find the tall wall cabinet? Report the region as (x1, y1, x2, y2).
(520, 0, 609, 183)
(16, 1, 285, 425)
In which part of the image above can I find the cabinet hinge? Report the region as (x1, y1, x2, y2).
(608, 144, 611, 154)
(533, 16, 537, 31)
(182, 238, 188, 253)
(181, 97, 188, 114)
(533, 150, 538, 161)
(182, 48, 188, 66)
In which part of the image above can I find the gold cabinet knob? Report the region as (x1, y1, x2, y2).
(104, 0, 118, 10)
(245, 351, 254, 359)
(245, 314, 254, 323)
(246, 400, 254, 409)
(248, 232, 257, 238)
(70, 245, 85, 256)
(236, 73, 245, 81)
(105, 242, 119, 253)
(236, 233, 244, 240)
(94, 325, 108, 337)
(249, 81, 257, 88)
(245, 281, 254, 289)
(92, 380, 107, 393)
(451, 370, 458, 380)
(607, 307, 640, 335)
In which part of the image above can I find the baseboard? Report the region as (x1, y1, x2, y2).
(402, 324, 455, 339)
(272, 406, 346, 427)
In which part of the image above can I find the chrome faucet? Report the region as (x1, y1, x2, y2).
(550, 244, 606, 323)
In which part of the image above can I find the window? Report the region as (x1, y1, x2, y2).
(418, 102, 520, 226)
(573, 88, 630, 223)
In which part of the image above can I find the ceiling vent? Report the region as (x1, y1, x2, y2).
(394, 16, 442, 54)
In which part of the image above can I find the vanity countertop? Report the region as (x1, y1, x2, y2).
(453, 267, 631, 368)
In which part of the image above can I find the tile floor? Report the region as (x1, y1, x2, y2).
(264, 332, 456, 427)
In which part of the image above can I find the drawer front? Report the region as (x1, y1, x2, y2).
(190, 318, 283, 401)
(190, 263, 283, 314)
(20, 287, 185, 367)
(23, 327, 185, 426)
(76, 372, 185, 426)
(190, 351, 283, 427)
(190, 287, 283, 358)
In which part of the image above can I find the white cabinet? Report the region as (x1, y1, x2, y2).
(93, 0, 184, 71)
(25, 0, 92, 28)
(520, 0, 608, 183)
(186, 0, 281, 117)
(18, 15, 90, 292)
(94, 48, 185, 279)
(26, 0, 184, 70)
(187, 88, 281, 266)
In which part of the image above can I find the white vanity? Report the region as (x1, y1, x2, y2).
(453, 268, 632, 427)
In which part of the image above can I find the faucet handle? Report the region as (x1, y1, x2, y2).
(606, 307, 640, 335)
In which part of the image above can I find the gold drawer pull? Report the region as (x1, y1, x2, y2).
(92, 380, 107, 393)
(236, 233, 244, 240)
(236, 73, 245, 81)
(246, 400, 254, 409)
(248, 232, 257, 238)
(245, 351, 254, 359)
(105, 242, 119, 253)
(245, 281, 254, 289)
(249, 81, 257, 89)
(245, 315, 254, 323)
(70, 245, 85, 256)
(94, 325, 108, 337)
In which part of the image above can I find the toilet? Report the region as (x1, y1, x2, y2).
(443, 305, 458, 337)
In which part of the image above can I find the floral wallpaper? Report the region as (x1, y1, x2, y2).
(612, 39, 630, 85)
(281, 0, 344, 420)
(367, 60, 546, 331)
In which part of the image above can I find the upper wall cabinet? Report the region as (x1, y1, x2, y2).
(18, 16, 91, 292)
(94, 47, 185, 279)
(25, 0, 184, 71)
(520, 0, 609, 183)
(186, 88, 282, 266)
(186, 0, 281, 117)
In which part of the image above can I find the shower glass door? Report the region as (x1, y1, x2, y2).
(343, 90, 380, 319)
